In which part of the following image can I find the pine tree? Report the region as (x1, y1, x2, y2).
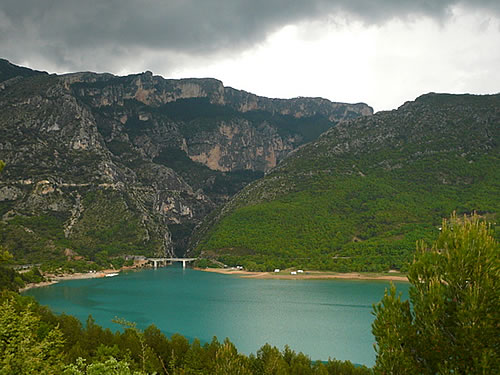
(0, 298, 64, 374)
(372, 213, 500, 374)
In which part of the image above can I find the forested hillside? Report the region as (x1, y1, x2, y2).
(191, 93, 500, 272)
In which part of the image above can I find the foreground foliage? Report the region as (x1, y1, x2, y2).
(0, 298, 64, 374)
(372, 214, 500, 374)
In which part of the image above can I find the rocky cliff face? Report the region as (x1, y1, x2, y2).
(65, 71, 372, 173)
(0, 59, 372, 261)
(0, 71, 212, 259)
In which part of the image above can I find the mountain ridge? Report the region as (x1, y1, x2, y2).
(0, 59, 371, 264)
(189, 92, 500, 272)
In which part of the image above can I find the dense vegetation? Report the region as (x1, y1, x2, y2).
(372, 213, 499, 374)
(192, 94, 500, 272)
(0, 248, 44, 292)
(0, 189, 162, 267)
(69, 190, 162, 258)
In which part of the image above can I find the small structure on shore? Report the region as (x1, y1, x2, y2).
(297, 270, 304, 273)
(274, 269, 280, 273)
(290, 271, 297, 275)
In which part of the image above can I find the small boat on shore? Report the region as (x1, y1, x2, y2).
(105, 273, 119, 277)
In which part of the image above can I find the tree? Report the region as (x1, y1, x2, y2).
(372, 213, 500, 374)
(213, 338, 252, 375)
(0, 249, 24, 292)
(0, 248, 12, 265)
(0, 298, 64, 374)
(63, 357, 141, 375)
(0, 160, 4, 173)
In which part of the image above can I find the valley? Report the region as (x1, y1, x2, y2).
(0, 59, 371, 268)
(0, 59, 498, 276)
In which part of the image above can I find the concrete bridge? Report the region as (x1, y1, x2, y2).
(148, 257, 197, 269)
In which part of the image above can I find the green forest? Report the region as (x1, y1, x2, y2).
(0, 189, 162, 269)
(192, 94, 500, 272)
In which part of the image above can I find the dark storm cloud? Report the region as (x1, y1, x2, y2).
(0, 0, 498, 73)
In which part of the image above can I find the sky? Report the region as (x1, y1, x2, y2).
(1, 0, 499, 112)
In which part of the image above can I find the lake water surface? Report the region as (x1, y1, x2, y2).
(23, 266, 409, 366)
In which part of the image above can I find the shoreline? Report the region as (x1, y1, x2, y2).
(196, 267, 408, 282)
(20, 266, 409, 292)
(19, 269, 123, 292)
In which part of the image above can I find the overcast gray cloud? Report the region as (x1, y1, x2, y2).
(1, 0, 499, 111)
(1, 0, 499, 73)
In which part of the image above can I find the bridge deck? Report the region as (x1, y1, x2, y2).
(147, 257, 197, 268)
(148, 258, 197, 261)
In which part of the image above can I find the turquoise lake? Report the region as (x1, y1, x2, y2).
(23, 266, 409, 366)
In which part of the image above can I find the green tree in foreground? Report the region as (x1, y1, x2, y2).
(372, 213, 499, 374)
(63, 357, 140, 375)
(0, 299, 64, 374)
(0, 160, 4, 173)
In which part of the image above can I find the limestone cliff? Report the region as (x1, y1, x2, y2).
(65, 70, 373, 174)
(0, 59, 372, 261)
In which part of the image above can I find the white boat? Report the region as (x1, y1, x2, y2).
(105, 273, 119, 277)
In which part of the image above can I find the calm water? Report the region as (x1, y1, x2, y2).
(23, 266, 409, 366)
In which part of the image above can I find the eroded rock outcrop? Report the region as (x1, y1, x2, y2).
(65, 70, 372, 174)
(0, 59, 372, 260)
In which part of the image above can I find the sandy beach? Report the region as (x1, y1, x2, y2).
(196, 267, 408, 281)
(19, 266, 408, 292)
(19, 269, 121, 292)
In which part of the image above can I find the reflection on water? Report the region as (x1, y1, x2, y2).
(24, 266, 409, 366)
